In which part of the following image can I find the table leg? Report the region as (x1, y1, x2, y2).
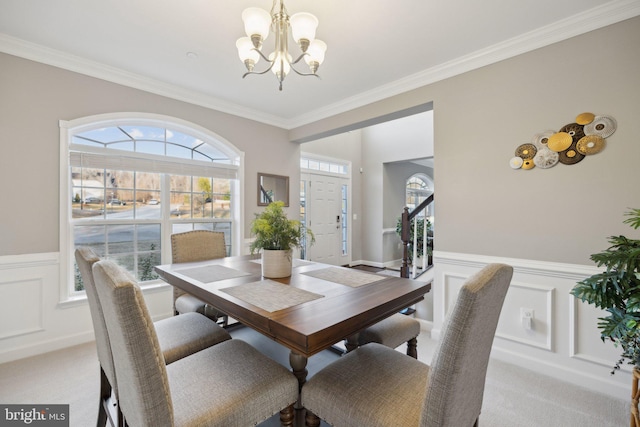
(289, 351, 308, 409)
(345, 332, 359, 353)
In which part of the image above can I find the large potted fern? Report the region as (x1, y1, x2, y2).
(571, 208, 640, 375)
(250, 201, 314, 278)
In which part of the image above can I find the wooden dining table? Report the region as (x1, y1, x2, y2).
(154, 254, 431, 394)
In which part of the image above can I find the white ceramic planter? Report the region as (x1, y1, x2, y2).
(261, 249, 293, 278)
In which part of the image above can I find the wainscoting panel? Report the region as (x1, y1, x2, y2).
(0, 278, 43, 340)
(441, 273, 467, 315)
(496, 281, 554, 351)
(0, 252, 174, 364)
(433, 251, 631, 401)
(570, 295, 624, 368)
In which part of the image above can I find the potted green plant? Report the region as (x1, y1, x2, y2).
(250, 201, 314, 278)
(571, 208, 640, 375)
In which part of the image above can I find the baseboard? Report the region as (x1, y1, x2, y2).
(417, 318, 433, 332)
(0, 331, 95, 364)
(349, 259, 387, 268)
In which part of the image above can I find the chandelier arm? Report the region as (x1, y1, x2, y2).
(289, 65, 321, 78)
(290, 52, 308, 66)
(253, 48, 272, 62)
(242, 61, 277, 78)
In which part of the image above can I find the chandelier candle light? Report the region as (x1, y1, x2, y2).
(236, 0, 327, 90)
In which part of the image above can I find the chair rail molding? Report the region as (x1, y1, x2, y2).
(432, 250, 631, 401)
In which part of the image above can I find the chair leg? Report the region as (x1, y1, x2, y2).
(279, 404, 295, 427)
(117, 405, 124, 427)
(407, 337, 418, 359)
(219, 314, 229, 328)
(473, 417, 479, 427)
(97, 367, 111, 427)
(305, 410, 321, 427)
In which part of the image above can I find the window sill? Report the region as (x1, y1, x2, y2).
(58, 280, 170, 309)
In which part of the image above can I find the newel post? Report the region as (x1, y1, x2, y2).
(401, 207, 410, 278)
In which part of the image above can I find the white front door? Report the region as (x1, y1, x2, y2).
(302, 173, 349, 265)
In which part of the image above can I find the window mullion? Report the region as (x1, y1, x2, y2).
(160, 174, 173, 264)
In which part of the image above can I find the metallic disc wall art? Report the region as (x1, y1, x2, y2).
(576, 112, 595, 125)
(576, 135, 606, 155)
(521, 159, 535, 170)
(509, 112, 616, 171)
(515, 143, 537, 159)
(547, 132, 573, 152)
(584, 115, 617, 138)
(558, 142, 585, 165)
(510, 156, 524, 169)
(531, 130, 555, 149)
(533, 147, 560, 169)
(559, 123, 586, 142)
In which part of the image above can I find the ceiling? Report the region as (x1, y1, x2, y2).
(1, 0, 637, 129)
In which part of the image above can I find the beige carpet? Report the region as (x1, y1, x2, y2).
(0, 327, 629, 427)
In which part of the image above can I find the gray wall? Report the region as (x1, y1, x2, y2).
(291, 17, 640, 266)
(360, 112, 434, 262)
(0, 53, 299, 256)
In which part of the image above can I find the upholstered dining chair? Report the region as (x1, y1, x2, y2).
(171, 230, 229, 326)
(92, 259, 299, 427)
(302, 263, 513, 427)
(347, 312, 421, 358)
(75, 247, 231, 427)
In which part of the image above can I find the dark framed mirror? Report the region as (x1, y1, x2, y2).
(258, 173, 289, 206)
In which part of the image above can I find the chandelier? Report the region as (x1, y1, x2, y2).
(236, 0, 327, 91)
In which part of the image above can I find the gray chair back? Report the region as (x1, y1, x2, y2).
(422, 263, 513, 427)
(75, 247, 118, 397)
(93, 259, 174, 427)
(170, 230, 226, 301)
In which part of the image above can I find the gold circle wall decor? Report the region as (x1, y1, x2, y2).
(576, 135, 606, 155)
(521, 159, 535, 170)
(547, 132, 573, 152)
(576, 112, 595, 125)
(509, 112, 616, 171)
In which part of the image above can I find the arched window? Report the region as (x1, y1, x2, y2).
(60, 113, 243, 300)
(406, 174, 433, 217)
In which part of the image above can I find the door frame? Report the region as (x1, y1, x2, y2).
(300, 153, 352, 266)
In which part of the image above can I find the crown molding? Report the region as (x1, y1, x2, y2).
(1, 0, 638, 130)
(0, 34, 290, 129)
(287, 0, 640, 128)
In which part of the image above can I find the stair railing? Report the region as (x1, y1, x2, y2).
(400, 194, 434, 279)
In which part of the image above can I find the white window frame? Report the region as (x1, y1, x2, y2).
(59, 112, 245, 305)
(406, 173, 433, 217)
